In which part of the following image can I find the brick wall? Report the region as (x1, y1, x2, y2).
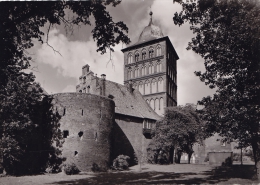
(52, 93, 115, 171)
(111, 114, 152, 166)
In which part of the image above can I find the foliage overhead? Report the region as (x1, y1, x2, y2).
(0, 1, 130, 175)
(173, 0, 260, 175)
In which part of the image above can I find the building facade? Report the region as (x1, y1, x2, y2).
(122, 12, 179, 116)
(74, 64, 161, 170)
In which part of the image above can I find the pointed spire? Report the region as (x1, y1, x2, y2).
(149, 11, 153, 26)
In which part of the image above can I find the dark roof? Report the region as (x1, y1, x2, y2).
(105, 80, 161, 120)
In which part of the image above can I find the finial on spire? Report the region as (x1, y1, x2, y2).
(148, 8, 153, 26)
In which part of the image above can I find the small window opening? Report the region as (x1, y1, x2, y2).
(74, 151, 78, 157)
(108, 94, 114, 99)
(63, 108, 66, 116)
(78, 131, 83, 138)
(82, 109, 83, 116)
(95, 132, 98, 141)
(63, 130, 69, 138)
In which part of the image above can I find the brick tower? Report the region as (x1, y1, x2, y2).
(121, 12, 179, 116)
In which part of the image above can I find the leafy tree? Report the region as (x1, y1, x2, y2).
(173, 0, 260, 178)
(0, 1, 130, 175)
(147, 104, 205, 164)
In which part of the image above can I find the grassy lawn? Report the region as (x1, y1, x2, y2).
(0, 164, 258, 185)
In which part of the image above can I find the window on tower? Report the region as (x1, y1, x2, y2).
(127, 53, 132, 64)
(151, 79, 157, 93)
(158, 78, 164, 92)
(149, 48, 154, 58)
(139, 82, 144, 95)
(156, 45, 162, 56)
(142, 50, 146, 60)
(135, 52, 139, 62)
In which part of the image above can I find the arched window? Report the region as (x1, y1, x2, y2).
(155, 98, 159, 114)
(151, 79, 157, 94)
(156, 45, 162, 56)
(144, 80, 150, 95)
(149, 47, 154, 58)
(158, 78, 164, 92)
(150, 99, 155, 110)
(135, 51, 139, 62)
(128, 53, 132, 64)
(83, 88, 86, 93)
(145, 65, 149, 75)
(128, 70, 131, 79)
(159, 97, 164, 115)
(146, 99, 149, 104)
(139, 67, 142, 77)
(135, 68, 138, 78)
(151, 64, 154, 73)
(141, 66, 145, 76)
(142, 49, 146, 60)
(148, 65, 152, 74)
(139, 82, 144, 95)
(157, 62, 162, 72)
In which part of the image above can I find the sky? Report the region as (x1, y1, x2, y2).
(29, 0, 215, 106)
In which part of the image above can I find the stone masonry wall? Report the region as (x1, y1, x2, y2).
(52, 93, 115, 171)
(111, 114, 152, 165)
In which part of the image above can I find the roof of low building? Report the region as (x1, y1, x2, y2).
(104, 79, 161, 120)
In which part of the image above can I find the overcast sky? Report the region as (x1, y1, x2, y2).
(29, 0, 215, 106)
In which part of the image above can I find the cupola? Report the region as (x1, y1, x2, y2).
(137, 11, 164, 44)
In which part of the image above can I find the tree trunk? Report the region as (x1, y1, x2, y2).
(169, 147, 174, 164)
(240, 148, 243, 165)
(188, 153, 192, 164)
(251, 139, 260, 179)
(175, 151, 181, 164)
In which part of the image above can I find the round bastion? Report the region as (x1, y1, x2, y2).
(52, 93, 115, 171)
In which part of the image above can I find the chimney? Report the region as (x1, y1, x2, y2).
(128, 80, 133, 93)
(95, 74, 98, 87)
(100, 74, 106, 96)
(82, 64, 90, 75)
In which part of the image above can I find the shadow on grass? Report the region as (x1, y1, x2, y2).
(50, 165, 256, 184)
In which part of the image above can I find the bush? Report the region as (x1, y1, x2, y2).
(204, 153, 209, 162)
(222, 157, 232, 166)
(91, 163, 101, 172)
(112, 155, 130, 171)
(233, 153, 241, 161)
(62, 162, 80, 175)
